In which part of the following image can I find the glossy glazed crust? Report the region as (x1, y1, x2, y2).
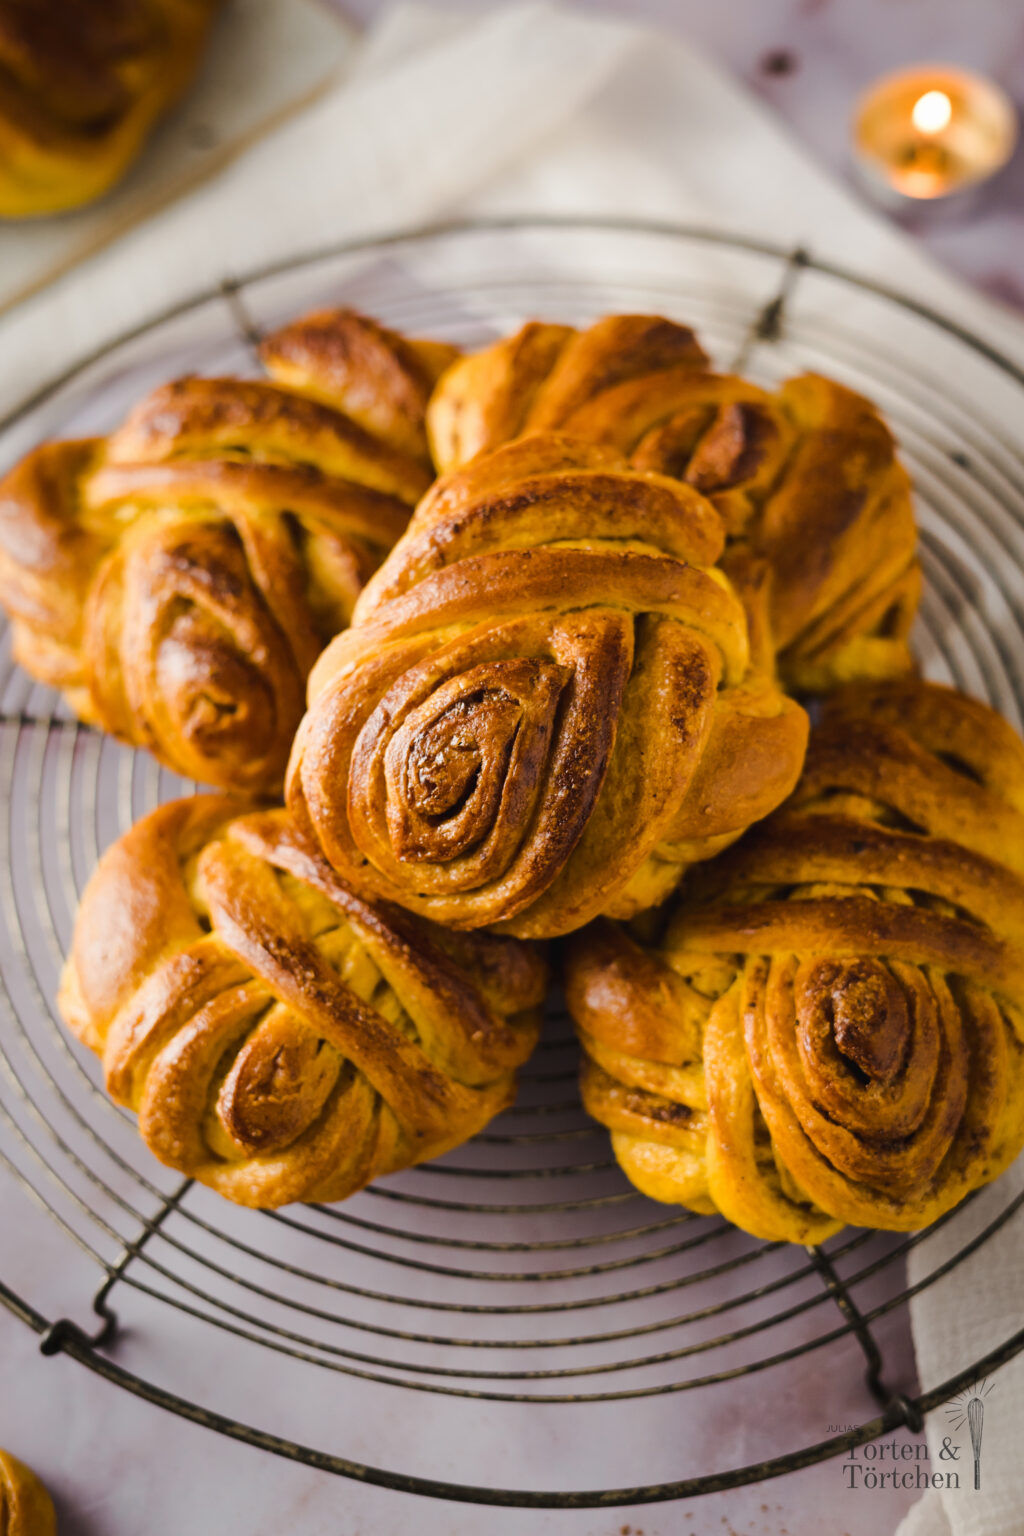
(0, 1449, 56, 1536)
(0, 309, 455, 792)
(428, 316, 919, 691)
(287, 431, 808, 938)
(566, 680, 1024, 1239)
(59, 796, 545, 1208)
(261, 307, 459, 468)
(0, 0, 221, 218)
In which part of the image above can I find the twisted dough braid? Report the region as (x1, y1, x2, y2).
(0, 1449, 56, 1536)
(261, 305, 462, 470)
(0, 0, 220, 218)
(0, 309, 457, 792)
(428, 315, 919, 691)
(567, 681, 1024, 1240)
(60, 796, 544, 1208)
(287, 432, 808, 937)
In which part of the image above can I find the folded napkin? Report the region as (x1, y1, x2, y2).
(2, 5, 1022, 1531)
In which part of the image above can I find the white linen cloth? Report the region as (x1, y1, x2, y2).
(1, 6, 1022, 1532)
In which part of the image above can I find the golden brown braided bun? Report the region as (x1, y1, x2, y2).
(0, 309, 458, 792)
(60, 796, 544, 1208)
(0, 1448, 56, 1536)
(428, 316, 919, 691)
(287, 432, 809, 938)
(567, 680, 1024, 1241)
(0, 0, 220, 218)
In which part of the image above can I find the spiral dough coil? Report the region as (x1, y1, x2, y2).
(567, 680, 1024, 1240)
(60, 796, 545, 1208)
(287, 431, 808, 937)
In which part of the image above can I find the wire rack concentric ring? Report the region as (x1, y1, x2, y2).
(1, 218, 1023, 1508)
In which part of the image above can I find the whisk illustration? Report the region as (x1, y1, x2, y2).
(947, 1377, 993, 1492)
(967, 1395, 984, 1490)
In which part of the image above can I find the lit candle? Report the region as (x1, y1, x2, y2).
(853, 65, 1018, 204)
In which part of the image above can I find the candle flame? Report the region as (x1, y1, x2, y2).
(912, 90, 953, 134)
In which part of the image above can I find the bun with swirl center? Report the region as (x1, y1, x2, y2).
(566, 680, 1024, 1239)
(0, 308, 458, 791)
(287, 432, 809, 937)
(427, 314, 919, 691)
(59, 795, 544, 1208)
(0, 0, 221, 218)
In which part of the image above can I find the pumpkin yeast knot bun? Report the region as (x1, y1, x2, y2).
(566, 681, 1024, 1241)
(0, 1448, 56, 1536)
(0, 0, 221, 219)
(287, 432, 808, 938)
(428, 314, 919, 691)
(0, 308, 458, 792)
(60, 796, 544, 1208)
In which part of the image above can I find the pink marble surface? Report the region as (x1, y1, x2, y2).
(333, 0, 1024, 310)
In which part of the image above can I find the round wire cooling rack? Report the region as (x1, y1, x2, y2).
(1, 218, 1024, 1510)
